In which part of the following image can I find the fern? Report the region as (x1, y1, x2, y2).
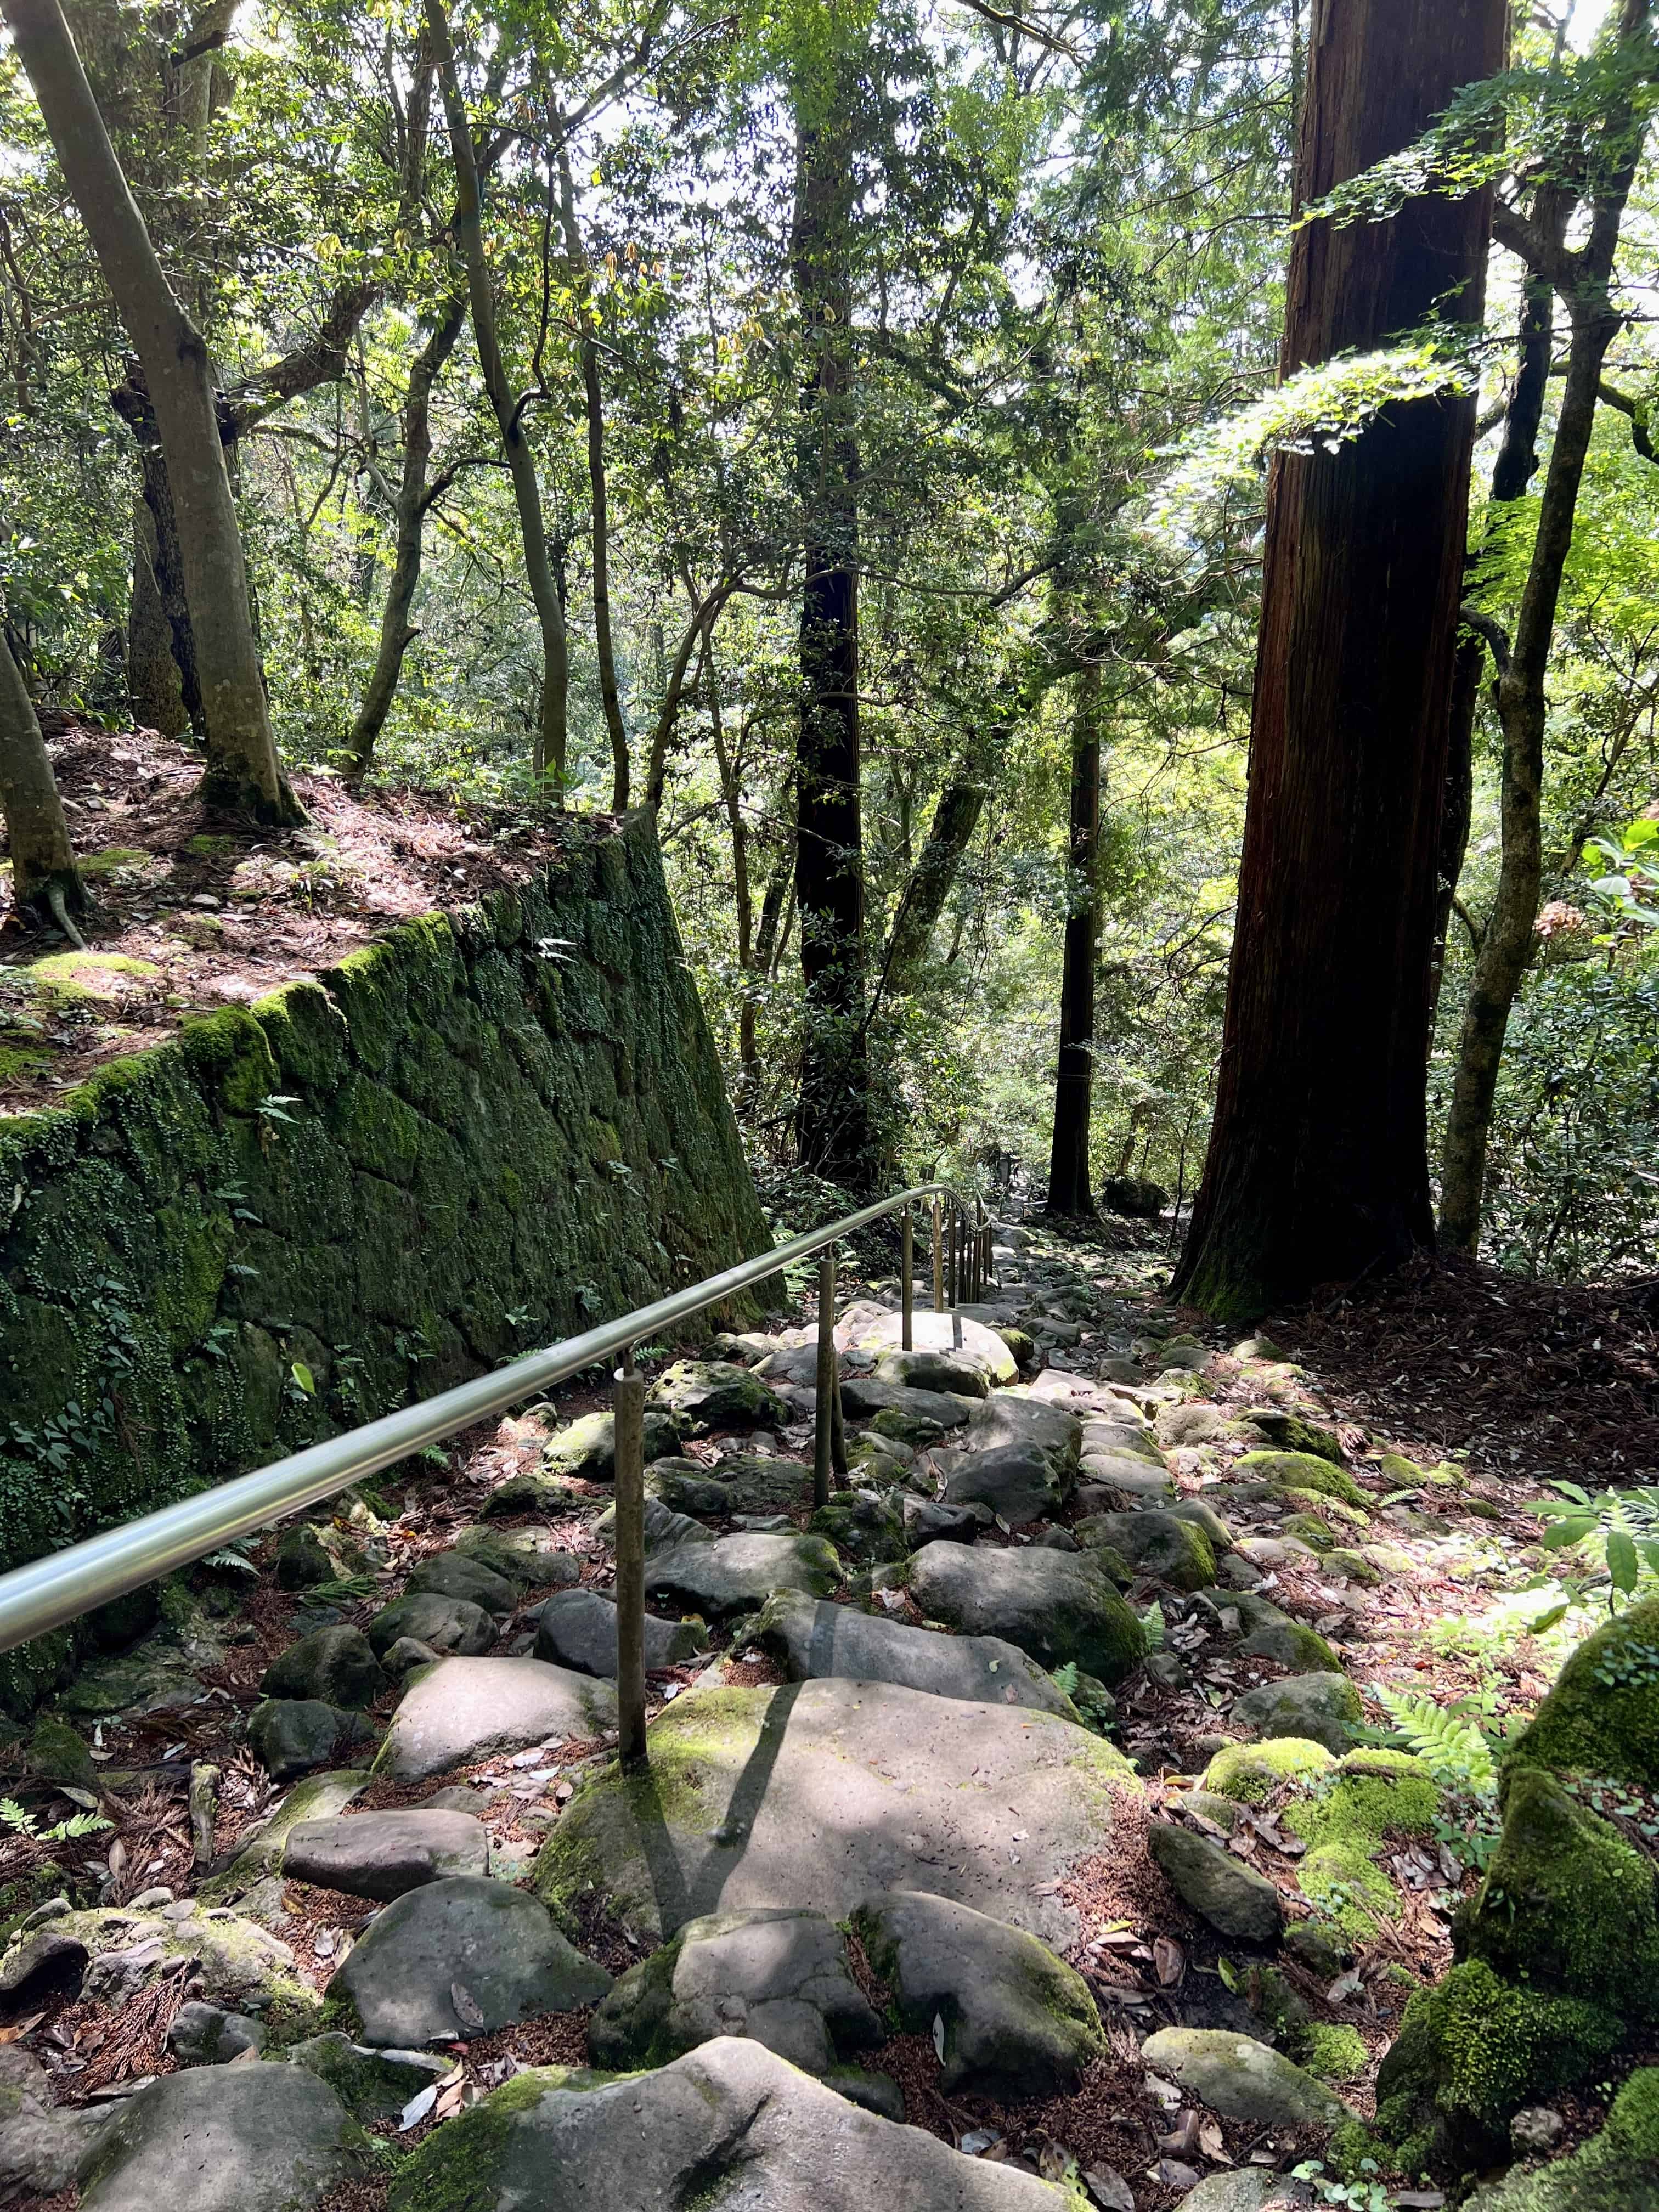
(1141, 1601, 1166, 1652)
(1375, 1689, 1497, 1795)
(1050, 1661, 1080, 1698)
(0, 1797, 111, 1843)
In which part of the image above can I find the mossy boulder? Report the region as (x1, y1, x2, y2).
(647, 1360, 781, 1436)
(1299, 1838, 1400, 1938)
(1203, 1737, 1336, 1803)
(539, 1405, 685, 1482)
(25, 1717, 97, 1793)
(1459, 1768, 1659, 2016)
(1286, 1749, 1438, 1856)
(1279, 1513, 1338, 1553)
(1231, 1671, 1361, 1755)
(1465, 2067, 1659, 2210)
(1240, 1411, 1347, 1465)
(1374, 1958, 1621, 2170)
(1505, 1596, 1659, 1791)
(809, 1489, 907, 1565)
(1300, 2022, 1369, 2085)
(1234, 1451, 1368, 1508)
(1076, 1510, 1215, 1592)
(1239, 1620, 1343, 1672)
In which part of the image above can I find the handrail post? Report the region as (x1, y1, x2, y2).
(930, 1197, 943, 1313)
(900, 1205, 913, 1352)
(814, 1252, 837, 1509)
(973, 1198, 983, 1301)
(950, 1208, 963, 1349)
(613, 1350, 647, 1766)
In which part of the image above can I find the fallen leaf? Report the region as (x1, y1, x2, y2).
(1327, 1968, 1364, 2006)
(1153, 1936, 1184, 1987)
(1158, 2109, 1201, 2159)
(1037, 2140, 1074, 2182)
(0, 2013, 44, 2046)
(1083, 2167, 1136, 2212)
(1153, 2157, 1200, 2190)
(449, 1982, 486, 2030)
(932, 2011, 946, 2063)
(399, 2085, 438, 2131)
(1197, 2115, 1229, 2163)
(229, 2044, 261, 2066)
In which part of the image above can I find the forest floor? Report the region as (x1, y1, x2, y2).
(0, 723, 583, 1111)
(3, 1218, 1657, 2209)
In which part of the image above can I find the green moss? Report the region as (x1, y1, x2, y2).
(1325, 1547, 1381, 1585)
(1280, 1513, 1337, 1553)
(1300, 1839, 1400, 1936)
(186, 834, 235, 857)
(386, 2067, 585, 2212)
(1325, 2117, 1390, 2182)
(1375, 1452, 1428, 1487)
(178, 1006, 280, 1113)
(1505, 1596, 1659, 1791)
(1203, 1737, 1336, 1802)
(1462, 1768, 1659, 2017)
(1288, 1752, 1438, 1856)
(26, 950, 159, 1006)
(1235, 1449, 1367, 1506)
(1374, 1959, 1621, 2169)
(77, 847, 152, 878)
(0, 1043, 51, 1083)
(1301, 2022, 1369, 2084)
(1282, 1486, 1371, 1530)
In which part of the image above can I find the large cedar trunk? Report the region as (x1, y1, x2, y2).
(1173, 0, 1508, 1320)
(792, 72, 870, 1188)
(1046, 665, 1102, 1217)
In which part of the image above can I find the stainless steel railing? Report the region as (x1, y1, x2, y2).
(0, 1180, 998, 1673)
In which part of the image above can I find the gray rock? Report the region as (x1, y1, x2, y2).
(839, 1376, 975, 1430)
(1511, 2105, 1566, 2152)
(1079, 1459, 1177, 1504)
(247, 1700, 376, 1782)
(218, 1769, 369, 1881)
(385, 2035, 1071, 2210)
(644, 1531, 841, 1618)
(1138, 2027, 1348, 2128)
(1148, 1823, 1283, 1943)
(281, 2034, 448, 2121)
(902, 1496, 981, 1546)
(261, 1627, 386, 1711)
(659, 1453, 812, 1517)
(4, 1904, 309, 2022)
(334, 1875, 611, 2045)
(648, 1359, 782, 1436)
(534, 1587, 707, 1678)
(809, 1488, 907, 1564)
(593, 1493, 713, 1553)
(907, 1542, 1144, 1683)
(875, 1349, 991, 1399)
(1182, 2176, 1317, 2212)
(1171, 1498, 1234, 1554)
(167, 2000, 267, 2065)
(1231, 1672, 1362, 1756)
(940, 1442, 1069, 1526)
(540, 1404, 685, 1481)
(853, 1888, 1102, 2097)
(823, 2066, 906, 2123)
(407, 1551, 519, 1614)
(588, 1906, 879, 2073)
(1084, 1420, 1167, 1464)
(365, 1591, 496, 1659)
(1155, 1405, 1239, 1449)
(276, 1526, 332, 1591)
(1282, 1922, 1352, 1977)
(1033, 1525, 1081, 1553)
(0, 2055, 109, 2198)
(1238, 1621, 1342, 1672)
(1076, 1510, 1216, 1591)
(280, 1809, 489, 1899)
(844, 1310, 1018, 1385)
(966, 1391, 1082, 1468)
(749, 1589, 1080, 1716)
(77, 2059, 371, 2212)
(535, 1678, 1137, 1951)
(380, 1635, 443, 1683)
(453, 1526, 580, 1591)
(373, 1656, 617, 1782)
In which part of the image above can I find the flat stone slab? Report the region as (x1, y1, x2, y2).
(77, 2061, 371, 2212)
(966, 1392, 1083, 1468)
(280, 1810, 489, 1900)
(374, 1657, 617, 1782)
(838, 1376, 976, 1427)
(385, 2036, 1071, 2212)
(875, 1349, 991, 1398)
(1139, 2027, 1348, 2128)
(939, 1441, 1068, 1526)
(335, 1876, 611, 2045)
(749, 1589, 1079, 1716)
(406, 1551, 518, 1614)
(844, 1308, 1018, 1384)
(907, 1542, 1144, 1683)
(853, 1888, 1102, 2097)
(534, 1588, 707, 1679)
(643, 1532, 840, 1618)
(452, 1526, 579, 1591)
(534, 1677, 1137, 1950)
(588, 1906, 879, 2073)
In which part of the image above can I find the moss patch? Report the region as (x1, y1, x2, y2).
(1203, 1737, 1336, 1803)
(1505, 1596, 1659, 1791)
(1299, 1839, 1400, 1937)
(1234, 1449, 1368, 1507)
(1301, 2022, 1369, 2084)
(1287, 1750, 1438, 1857)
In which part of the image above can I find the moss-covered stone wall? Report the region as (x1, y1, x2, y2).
(0, 813, 770, 1709)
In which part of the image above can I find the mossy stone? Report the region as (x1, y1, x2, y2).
(1286, 1750, 1438, 1856)
(1300, 2021, 1368, 2084)
(1203, 1737, 1336, 1803)
(1235, 1451, 1368, 1508)
(1464, 2067, 1659, 2210)
(1505, 1595, 1659, 1791)
(1299, 1839, 1400, 1936)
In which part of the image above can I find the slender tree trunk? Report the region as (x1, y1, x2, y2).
(1438, 197, 1646, 1241)
(345, 291, 466, 777)
(1172, 0, 1508, 1320)
(879, 774, 987, 992)
(1046, 663, 1103, 1217)
(425, 0, 568, 788)
(0, 630, 84, 926)
(557, 154, 629, 811)
(3, 0, 300, 821)
(741, 850, 792, 1101)
(791, 60, 870, 1188)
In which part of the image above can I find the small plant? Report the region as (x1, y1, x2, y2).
(1359, 1686, 1504, 1872)
(1534, 1482, 1659, 1612)
(1141, 1600, 1165, 1652)
(1290, 2158, 1387, 2211)
(203, 1542, 259, 1576)
(0, 1798, 111, 1847)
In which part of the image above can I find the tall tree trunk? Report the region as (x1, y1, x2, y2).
(345, 290, 466, 777)
(0, 630, 84, 928)
(1172, 0, 1507, 1320)
(741, 850, 792, 1102)
(1438, 12, 1651, 1248)
(1046, 663, 1103, 1217)
(3, 0, 300, 821)
(878, 774, 987, 992)
(791, 59, 869, 1188)
(425, 0, 568, 788)
(558, 153, 629, 811)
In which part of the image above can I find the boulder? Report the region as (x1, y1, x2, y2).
(216, 1769, 369, 1882)
(1155, 1404, 1238, 1448)
(276, 1526, 333, 1591)
(385, 2038, 1071, 2211)
(965, 1391, 1082, 1469)
(540, 1404, 685, 1481)
(364, 1592, 495, 1659)
(534, 1587, 707, 1679)
(1505, 1594, 1659, 1789)
(1234, 1451, 1366, 1508)
(853, 1888, 1103, 2097)
(748, 1589, 1079, 1716)
(1139, 2027, 1348, 2128)
(1231, 1673, 1362, 1757)
(588, 1906, 879, 2073)
(373, 1656, 617, 1782)
(334, 1875, 611, 2045)
(592, 1493, 713, 1553)
(535, 1678, 1138, 1950)
(77, 2060, 371, 2212)
(809, 1488, 907, 1564)
(1240, 1410, 1345, 1464)
(843, 1308, 1018, 1385)
(1201, 1739, 1335, 1804)
(407, 1551, 520, 1614)
(1103, 1174, 1166, 1218)
(644, 1532, 841, 1618)
(1077, 1510, 1215, 1591)
(1083, 1419, 1167, 1465)
(0, 2053, 109, 2198)
(1, 1903, 313, 2021)
(247, 1700, 376, 1782)
(260, 1627, 386, 1711)
(280, 1809, 489, 1900)
(1148, 1823, 1282, 1943)
(453, 1526, 580, 1592)
(648, 1360, 782, 1436)
(281, 2034, 449, 2123)
(1464, 2067, 1659, 2212)
(902, 1496, 981, 1546)
(939, 1442, 1069, 1526)
(874, 1349, 991, 1399)
(907, 1541, 1144, 1683)
(1079, 1463, 1176, 1505)
(167, 2001, 267, 2064)
(839, 1377, 975, 1431)
(1239, 1620, 1342, 1673)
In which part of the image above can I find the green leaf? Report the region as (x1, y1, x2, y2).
(290, 1361, 316, 1397)
(1541, 1517, 1596, 1548)
(1608, 1528, 1640, 1594)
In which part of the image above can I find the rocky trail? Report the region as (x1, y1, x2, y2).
(1, 1221, 1656, 2211)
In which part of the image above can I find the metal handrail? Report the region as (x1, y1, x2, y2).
(0, 1180, 988, 1657)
